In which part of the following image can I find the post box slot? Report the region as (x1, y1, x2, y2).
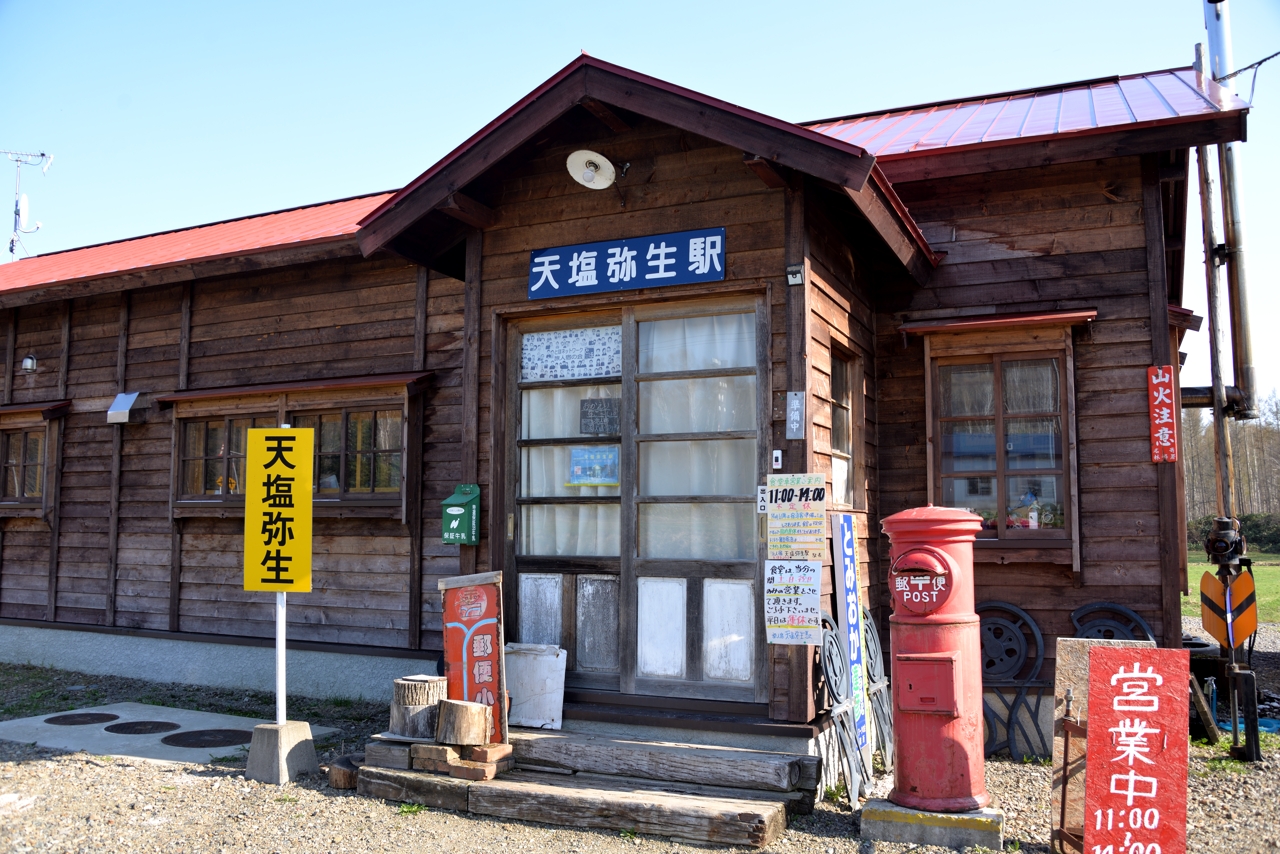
(896, 653, 958, 716)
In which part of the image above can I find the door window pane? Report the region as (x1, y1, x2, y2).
(639, 376, 755, 433)
(522, 447, 621, 497)
(1004, 359, 1059, 414)
(832, 457, 851, 509)
(638, 313, 754, 372)
(939, 364, 994, 417)
(522, 385, 621, 440)
(941, 420, 996, 473)
(1005, 417, 1061, 470)
(703, 579, 754, 683)
(942, 477, 997, 529)
(637, 577, 685, 678)
(638, 503, 755, 560)
(638, 440, 756, 496)
(520, 504, 620, 556)
(521, 326, 622, 381)
(1006, 476, 1064, 530)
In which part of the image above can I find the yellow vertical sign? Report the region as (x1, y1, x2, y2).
(243, 428, 313, 592)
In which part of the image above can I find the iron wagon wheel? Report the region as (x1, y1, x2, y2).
(977, 601, 1046, 684)
(1070, 602, 1156, 644)
(819, 612, 851, 705)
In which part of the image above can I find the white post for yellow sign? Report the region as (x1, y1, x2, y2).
(243, 426, 319, 785)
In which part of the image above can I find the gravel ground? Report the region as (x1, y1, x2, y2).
(2, 662, 1278, 853)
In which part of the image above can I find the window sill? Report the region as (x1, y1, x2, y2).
(174, 501, 403, 520)
(0, 504, 44, 518)
(972, 540, 1073, 565)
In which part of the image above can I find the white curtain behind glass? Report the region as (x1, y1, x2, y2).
(638, 313, 754, 372)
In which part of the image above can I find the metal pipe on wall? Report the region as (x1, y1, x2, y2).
(1196, 144, 1235, 519)
(1204, 0, 1257, 419)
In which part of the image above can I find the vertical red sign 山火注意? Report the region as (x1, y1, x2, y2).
(1083, 645, 1190, 854)
(440, 574, 506, 743)
(1147, 366, 1177, 463)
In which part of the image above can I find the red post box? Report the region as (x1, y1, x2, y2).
(881, 505, 988, 812)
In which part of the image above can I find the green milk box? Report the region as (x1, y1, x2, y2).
(442, 484, 480, 545)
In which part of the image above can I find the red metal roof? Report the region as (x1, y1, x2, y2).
(0, 192, 393, 296)
(804, 68, 1249, 159)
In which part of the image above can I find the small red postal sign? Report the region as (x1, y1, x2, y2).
(1084, 646, 1190, 854)
(1147, 366, 1178, 463)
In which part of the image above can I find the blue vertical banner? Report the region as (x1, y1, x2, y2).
(836, 513, 870, 752)
(527, 227, 726, 300)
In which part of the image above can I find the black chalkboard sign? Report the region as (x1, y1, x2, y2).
(580, 398, 621, 435)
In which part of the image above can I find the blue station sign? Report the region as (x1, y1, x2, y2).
(527, 227, 726, 300)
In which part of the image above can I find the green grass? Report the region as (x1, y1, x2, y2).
(1181, 552, 1279, 622)
(398, 804, 427, 815)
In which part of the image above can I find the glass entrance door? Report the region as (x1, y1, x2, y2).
(513, 299, 767, 702)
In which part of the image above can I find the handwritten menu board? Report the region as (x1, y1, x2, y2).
(764, 560, 822, 644)
(766, 473, 828, 561)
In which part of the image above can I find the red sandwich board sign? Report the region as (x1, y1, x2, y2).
(1084, 646, 1190, 854)
(1147, 366, 1178, 463)
(439, 571, 507, 743)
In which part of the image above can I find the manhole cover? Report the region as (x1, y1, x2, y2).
(105, 720, 182, 735)
(44, 713, 120, 726)
(161, 729, 254, 749)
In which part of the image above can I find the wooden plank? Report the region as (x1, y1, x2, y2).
(743, 155, 787, 190)
(1142, 155, 1181, 650)
(413, 267, 428, 373)
(56, 301, 70, 399)
(178, 283, 191, 391)
(467, 771, 785, 848)
(105, 293, 129, 626)
(44, 418, 63, 621)
(459, 231, 481, 576)
(773, 177, 814, 725)
(580, 97, 630, 133)
(3, 309, 14, 406)
(406, 392, 424, 649)
(356, 766, 471, 811)
(619, 307, 638, 694)
(488, 310, 509, 612)
(508, 730, 805, 792)
(439, 192, 497, 230)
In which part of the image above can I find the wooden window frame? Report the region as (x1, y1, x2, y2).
(0, 426, 46, 506)
(290, 405, 405, 504)
(825, 347, 864, 511)
(168, 383, 415, 520)
(922, 323, 1082, 573)
(176, 413, 278, 503)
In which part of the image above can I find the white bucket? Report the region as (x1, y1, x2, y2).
(504, 643, 567, 729)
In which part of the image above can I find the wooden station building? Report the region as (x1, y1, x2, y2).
(0, 57, 1248, 735)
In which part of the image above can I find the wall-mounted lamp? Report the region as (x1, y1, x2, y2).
(20, 355, 37, 374)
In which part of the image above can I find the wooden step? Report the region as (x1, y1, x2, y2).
(469, 770, 786, 848)
(509, 730, 818, 793)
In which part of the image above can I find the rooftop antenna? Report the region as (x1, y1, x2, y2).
(2, 149, 53, 261)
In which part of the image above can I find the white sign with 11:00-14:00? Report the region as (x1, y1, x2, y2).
(527, 227, 726, 300)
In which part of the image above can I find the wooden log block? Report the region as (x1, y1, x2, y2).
(356, 766, 471, 811)
(390, 703, 440, 739)
(436, 699, 492, 746)
(327, 755, 362, 789)
(394, 675, 448, 707)
(364, 741, 411, 770)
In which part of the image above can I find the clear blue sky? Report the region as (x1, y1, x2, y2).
(2, 0, 1277, 398)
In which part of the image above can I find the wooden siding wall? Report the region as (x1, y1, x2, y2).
(879, 156, 1169, 671)
(0, 256, 461, 654)
(803, 193, 879, 638)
